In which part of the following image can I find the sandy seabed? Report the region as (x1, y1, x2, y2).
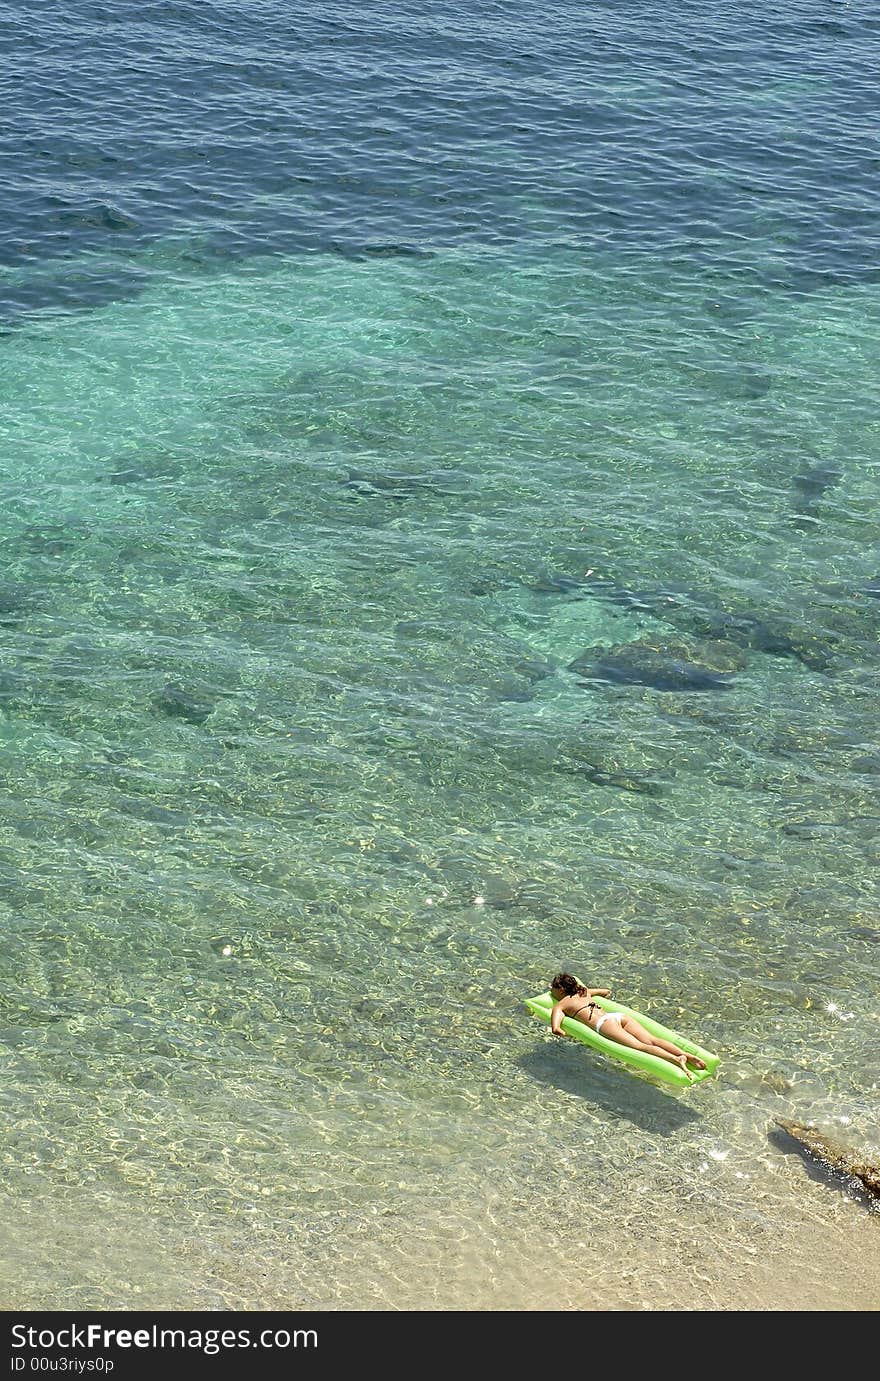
(1, 1171, 876, 1313)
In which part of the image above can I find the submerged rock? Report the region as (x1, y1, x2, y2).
(22, 524, 77, 555)
(569, 640, 737, 693)
(634, 597, 836, 671)
(782, 816, 880, 841)
(791, 462, 843, 506)
(555, 731, 675, 796)
(106, 468, 150, 485)
(341, 469, 459, 500)
(683, 609, 832, 669)
(0, 585, 35, 624)
(534, 568, 836, 671)
(58, 201, 137, 231)
(531, 572, 589, 596)
(781, 821, 840, 840)
(511, 655, 557, 682)
(789, 464, 843, 532)
(335, 240, 433, 261)
(535, 568, 682, 618)
(579, 765, 666, 796)
(773, 1119, 880, 1200)
(848, 924, 880, 946)
(851, 752, 880, 774)
(153, 683, 213, 726)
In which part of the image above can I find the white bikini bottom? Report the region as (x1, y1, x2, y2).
(595, 1011, 625, 1035)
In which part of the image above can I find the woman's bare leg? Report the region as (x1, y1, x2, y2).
(620, 1017, 706, 1069)
(598, 1020, 695, 1077)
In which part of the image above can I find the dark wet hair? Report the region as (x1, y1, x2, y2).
(551, 972, 586, 996)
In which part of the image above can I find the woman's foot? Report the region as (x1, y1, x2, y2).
(676, 1055, 694, 1080)
(685, 1053, 706, 1071)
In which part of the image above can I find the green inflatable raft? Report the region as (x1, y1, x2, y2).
(525, 990, 719, 1087)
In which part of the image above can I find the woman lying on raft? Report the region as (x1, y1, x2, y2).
(549, 973, 707, 1081)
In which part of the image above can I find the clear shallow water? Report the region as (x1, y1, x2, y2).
(0, 0, 878, 1310)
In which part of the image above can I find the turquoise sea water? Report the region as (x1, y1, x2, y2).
(1, 0, 878, 1309)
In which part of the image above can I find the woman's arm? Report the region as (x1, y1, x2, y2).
(550, 1001, 566, 1035)
(587, 987, 611, 998)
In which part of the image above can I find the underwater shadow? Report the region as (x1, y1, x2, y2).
(518, 1046, 703, 1133)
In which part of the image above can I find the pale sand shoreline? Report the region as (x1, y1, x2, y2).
(2, 1177, 877, 1312)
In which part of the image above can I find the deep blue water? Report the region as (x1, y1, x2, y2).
(0, 0, 878, 1310)
(5, 1, 880, 317)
